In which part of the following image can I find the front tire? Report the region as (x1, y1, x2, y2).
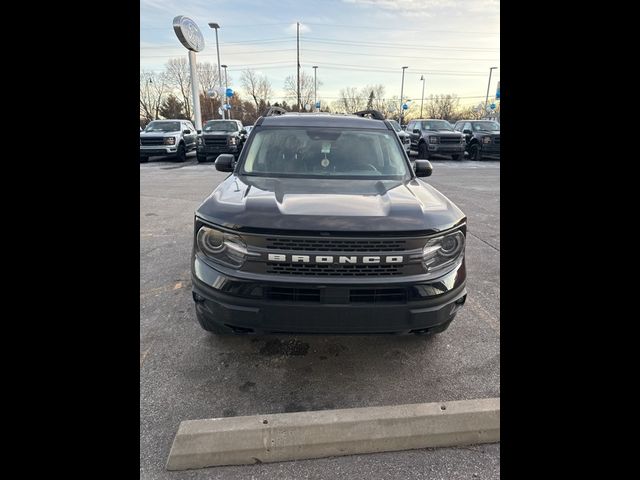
(418, 142, 430, 160)
(140, 156, 148, 163)
(469, 143, 482, 161)
(197, 154, 207, 163)
(451, 154, 462, 161)
(176, 143, 187, 162)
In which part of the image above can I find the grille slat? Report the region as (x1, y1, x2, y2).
(266, 238, 406, 252)
(140, 138, 165, 146)
(267, 263, 402, 277)
(203, 136, 228, 146)
(263, 286, 409, 303)
(439, 136, 461, 144)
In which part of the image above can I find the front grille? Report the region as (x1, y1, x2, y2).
(140, 137, 165, 146)
(264, 287, 321, 302)
(203, 136, 228, 146)
(440, 136, 461, 144)
(267, 263, 403, 276)
(350, 288, 407, 303)
(266, 238, 407, 252)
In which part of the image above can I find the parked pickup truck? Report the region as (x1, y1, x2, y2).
(453, 120, 500, 160)
(140, 119, 197, 163)
(406, 119, 465, 160)
(196, 119, 247, 163)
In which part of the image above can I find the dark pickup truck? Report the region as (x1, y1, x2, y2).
(406, 119, 465, 160)
(453, 120, 500, 160)
(190, 109, 467, 336)
(196, 119, 247, 163)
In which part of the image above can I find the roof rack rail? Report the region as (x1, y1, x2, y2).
(352, 109, 386, 120)
(263, 106, 287, 117)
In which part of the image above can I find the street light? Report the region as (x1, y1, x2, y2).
(313, 66, 318, 112)
(419, 74, 426, 119)
(485, 67, 497, 115)
(221, 64, 230, 119)
(399, 66, 408, 125)
(208, 22, 225, 119)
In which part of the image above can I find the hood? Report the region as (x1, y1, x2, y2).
(140, 130, 180, 137)
(424, 130, 461, 136)
(196, 175, 465, 234)
(201, 131, 238, 136)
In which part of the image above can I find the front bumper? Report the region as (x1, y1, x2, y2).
(479, 144, 500, 156)
(191, 255, 467, 335)
(140, 146, 177, 156)
(197, 145, 239, 157)
(428, 144, 465, 154)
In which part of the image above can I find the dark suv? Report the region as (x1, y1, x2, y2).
(196, 119, 247, 163)
(190, 109, 467, 336)
(453, 120, 500, 160)
(406, 119, 465, 160)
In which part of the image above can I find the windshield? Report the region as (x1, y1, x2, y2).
(144, 121, 180, 132)
(388, 120, 402, 133)
(472, 121, 500, 131)
(241, 127, 410, 179)
(421, 120, 453, 131)
(203, 121, 238, 132)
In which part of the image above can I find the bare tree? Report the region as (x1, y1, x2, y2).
(140, 71, 168, 122)
(241, 69, 273, 112)
(197, 62, 220, 97)
(283, 70, 319, 110)
(423, 94, 460, 120)
(165, 58, 192, 119)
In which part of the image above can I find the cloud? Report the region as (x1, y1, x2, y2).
(342, 0, 498, 10)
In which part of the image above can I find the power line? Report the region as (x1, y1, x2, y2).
(303, 36, 499, 52)
(300, 47, 498, 62)
(302, 22, 499, 35)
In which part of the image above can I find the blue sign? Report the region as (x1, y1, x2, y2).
(315, 101, 321, 108)
(225, 88, 233, 97)
(402, 103, 408, 110)
(490, 103, 496, 110)
(223, 103, 231, 110)
(496, 82, 500, 100)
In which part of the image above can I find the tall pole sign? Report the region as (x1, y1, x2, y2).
(173, 16, 205, 130)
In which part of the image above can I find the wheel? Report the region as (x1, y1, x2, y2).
(418, 142, 430, 160)
(469, 143, 482, 161)
(176, 143, 187, 162)
(140, 156, 148, 163)
(195, 306, 233, 335)
(197, 154, 207, 163)
(451, 154, 462, 161)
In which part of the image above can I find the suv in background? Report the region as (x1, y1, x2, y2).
(388, 119, 411, 154)
(196, 119, 247, 163)
(407, 119, 465, 160)
(190, 108, 467, 336)
(140, 119, 197, 163)
(453, 120, 500, 160)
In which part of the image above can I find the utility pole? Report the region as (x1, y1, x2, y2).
(399, 66, 408, 125)
(313, 65, 318, 111)
(222, 65, 230, 119)
(420, 74, 426, 119)
(297, 22, 301, 111)
(485, 67, 497, 115)
(208, 23, 225, 119)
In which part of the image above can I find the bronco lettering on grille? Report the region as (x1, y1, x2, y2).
(267, 254, 403, 264)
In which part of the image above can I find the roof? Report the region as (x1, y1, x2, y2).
(260, 112, 389, 130)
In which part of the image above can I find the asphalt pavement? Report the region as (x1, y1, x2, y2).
(140, 155, 500, 479)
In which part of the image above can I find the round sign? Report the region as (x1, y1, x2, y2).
(173, 16, 205, 52)
(225, 88, 234, 98)
(207, 89, 218, 98)
(490, 103, 496, 110)
(315, 101, 321, 109)
(402, 103, 409, 110)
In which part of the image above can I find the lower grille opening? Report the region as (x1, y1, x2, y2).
(349, 288, 407, 304)
(267, 263, 403, 276)
(264, 287, 322, 302)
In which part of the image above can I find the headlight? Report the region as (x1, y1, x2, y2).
(228, 137, 237, 145)
(428, 136, 439, 144)
(460, 136, 466, 144)
(197, 137, 203, 145)
(196, 226, 248, 268)
(482, 136, 491, 144)
(422, 230, 465, 273)
(164, 137, 176, 145)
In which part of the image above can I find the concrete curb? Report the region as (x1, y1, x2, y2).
(166, 398, 500, 470)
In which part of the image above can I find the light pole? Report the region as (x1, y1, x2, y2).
(485, 67, 497, 115)
(208, 22, 225, 119)
(419, 74, 426, 119)
(221, 64, 230, 119)
(399, 66, 408, 125)
(313, 65, 318, 112)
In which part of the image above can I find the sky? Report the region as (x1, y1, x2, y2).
(140, 0, 500, 108)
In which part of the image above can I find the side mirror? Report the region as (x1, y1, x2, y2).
(183, 129, 191, 134)
(215, 154, 236, 172)
(196, 130, 202, 134)
(414, 160, 432, 177)
(240, 129, 247, 135)
(413, 129, 421, 134)
(463, 129, 472, 135)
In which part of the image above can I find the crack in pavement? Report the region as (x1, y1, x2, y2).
(468, 231, 500, 252)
